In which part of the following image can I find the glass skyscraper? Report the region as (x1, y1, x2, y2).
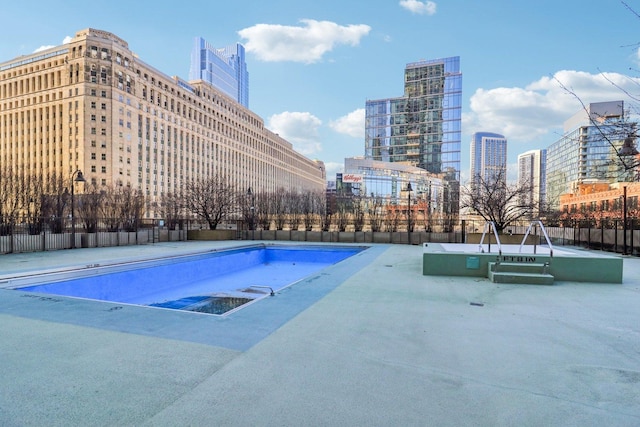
(189, 37, 249, 108)
(546, 101, 633, 209)
(365, 57, 461, 180)
(470, 131, 507, 188)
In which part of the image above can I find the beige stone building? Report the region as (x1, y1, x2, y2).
(0, 28, 325, 217)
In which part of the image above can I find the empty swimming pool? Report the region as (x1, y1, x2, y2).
(10, 244, 366, 315)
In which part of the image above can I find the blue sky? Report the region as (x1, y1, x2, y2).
(2, 0, 639, 182)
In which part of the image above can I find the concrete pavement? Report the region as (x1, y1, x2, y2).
(1, 241, 639, 426)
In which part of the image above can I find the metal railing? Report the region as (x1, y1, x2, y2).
(478, 221, 502, 256)
(0, 216, 187, 254)
(519, 220, 554, 259)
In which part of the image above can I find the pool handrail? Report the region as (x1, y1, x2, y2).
(519, 220, 554, 259)
(247, 285, 275, 296)
(478, 221, 502, 256)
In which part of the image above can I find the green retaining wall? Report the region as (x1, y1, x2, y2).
(423, 243, 623, 284)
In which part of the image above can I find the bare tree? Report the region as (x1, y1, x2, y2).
(460, 168, 534, 233)
(184, 175, 236, 230)
(41, 173, 69, 234)
(301, 190, 325, 232)
(352, 193, 366, 232)
(300, 191, 315, 231)
(158, 191, 185, 230)
(322, 192, 335, 232)
(367, 194, 385, 232)
(240, 189, 255, 231)
(100, 184, 122, 231)
(272, 187, 288, 231)
(287, 190, 304, 231)
(0, 168, 24, 235)
(255, 191, 272, 231)
(77, 183, 104, 233)
(333, 194, 350, 232)
(118, 184, 145, 231)
(384, 204, 401, 232)
(24, 173, 45, 234)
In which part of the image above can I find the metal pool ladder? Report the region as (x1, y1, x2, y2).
(518, 220, 554, 260)
(478, 221, 502, 256)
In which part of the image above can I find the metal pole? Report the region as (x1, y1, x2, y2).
(69, 170, 85, 249)
(623, 186, 628, 255)
(71, 180, 75, 249)
(408, 190, 411, 245)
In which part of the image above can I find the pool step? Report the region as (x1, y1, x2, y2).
(488, 262, 554, 285)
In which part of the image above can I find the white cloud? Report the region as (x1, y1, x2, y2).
(33, 35, 73, 53)
(238, 19, 371, 64)
(324, 162, 345, 180)
(268, 111, 323, 155)
(329, 108, 365, 138)
(399, 0, 437, 15)
(464, 70, 640, 143)
(33, 45, 54, 53)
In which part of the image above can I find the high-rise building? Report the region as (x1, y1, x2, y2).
(364, 56, 462, 212)
(517, 149, 547, 215)
(0, 28, 325, 218)
(469, 132, 507, 189)
(342, 157, 456, 231)
(189, 37, 249, 108)
(545, 100, 634, 209)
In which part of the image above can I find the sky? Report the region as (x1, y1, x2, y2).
(2, 0, 640, 183)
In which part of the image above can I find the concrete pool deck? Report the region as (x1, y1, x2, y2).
(1, 241, 640, 426)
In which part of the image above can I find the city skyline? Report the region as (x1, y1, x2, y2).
(1, 0, 639, 182)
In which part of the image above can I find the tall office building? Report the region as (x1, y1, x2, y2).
(0, 28, 325, 217)
(469, 132, 507, 189)
(364, 56, 462, 212)
(344, 156, 447, 212)
(545, 100, 634, 209)
(189, 37, 249, 108)
(517, 149, 547, 215)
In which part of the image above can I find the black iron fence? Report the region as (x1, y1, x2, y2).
(462, 219, 639, 256)
(2, 216, 638, 256)
(0, 217, 187, 254)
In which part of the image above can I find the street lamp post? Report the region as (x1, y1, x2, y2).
(70, 170, 86, 249)
(619, 134, 637, 255)
(247, 187, 255, 240)
(406, 182, 413, 245)
(622, 185, 628, 255)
